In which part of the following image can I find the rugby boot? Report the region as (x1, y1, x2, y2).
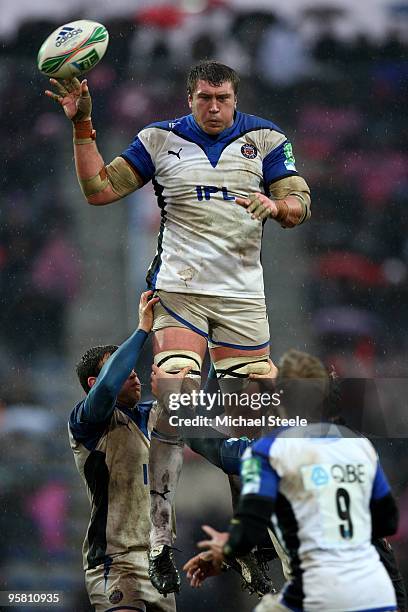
(148, 545, 181, 596)
(226, 550, 277, 597)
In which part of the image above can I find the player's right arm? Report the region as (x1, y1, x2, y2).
(45, 77, 144, 205)
(370, 460, 399, 538)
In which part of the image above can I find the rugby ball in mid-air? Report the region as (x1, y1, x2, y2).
(37, 20, 109, 80)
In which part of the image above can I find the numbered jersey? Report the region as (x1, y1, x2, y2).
(245, 424, 397, 611)
(68, 401, 154, 570)
(121, 112, 298, 298)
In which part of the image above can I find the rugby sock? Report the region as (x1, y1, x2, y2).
(149, 436, 184, 549)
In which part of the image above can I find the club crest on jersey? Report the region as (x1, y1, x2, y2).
(109, 589, 123, 604)
(241, 143, 258, 159)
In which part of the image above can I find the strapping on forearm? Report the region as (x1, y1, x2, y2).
(269, 176, 311, 227)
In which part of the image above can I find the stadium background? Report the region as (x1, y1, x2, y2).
(1, 0, 408, 609)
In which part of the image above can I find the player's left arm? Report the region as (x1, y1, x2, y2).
(236, 175, 311, 228)
(223, 445, 278, 558)
(198, 445, 278, 562)
(370, 460, 399, 538)
(236, 135, 311, 227)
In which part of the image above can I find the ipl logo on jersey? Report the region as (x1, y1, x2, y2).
(241, 143, 258, 159)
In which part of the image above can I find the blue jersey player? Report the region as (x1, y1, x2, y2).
(183, 350, 404, 612)
(68, 290, 177, 612)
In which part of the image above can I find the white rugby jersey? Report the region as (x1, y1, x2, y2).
(121, 112, 298, 298)
(68, 401, 153, 571)
(242, 424, 397, 611)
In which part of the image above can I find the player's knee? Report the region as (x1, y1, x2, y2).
(154, 350, 202, 377)
(214, 354, 270, 378)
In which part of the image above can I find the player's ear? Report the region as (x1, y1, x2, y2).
(234, 96, 237, 109)
(87, 376, 97, 390)
(188, 94, 193, 110)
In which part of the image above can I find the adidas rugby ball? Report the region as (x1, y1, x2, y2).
(37, 20, 109, 79)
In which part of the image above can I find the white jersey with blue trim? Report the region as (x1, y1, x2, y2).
(121, 112, 298, 298)
(68, 400, 154, 571)
(243, 424, 397, 611)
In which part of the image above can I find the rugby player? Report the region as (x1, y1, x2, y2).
(68, 290, 177, 612)
(184, 350, 401, 611)
(46, 60, 311, 594)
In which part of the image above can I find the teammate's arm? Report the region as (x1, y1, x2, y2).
(222, 446, 277, 558)
(197, 445, 277, 563)
(81, 291, 159, 424)
(370, 461, 399, 538)
(45, 78, 143, 205)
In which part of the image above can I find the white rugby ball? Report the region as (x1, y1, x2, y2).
(37, 20, 109, 79)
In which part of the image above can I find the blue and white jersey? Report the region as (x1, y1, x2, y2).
(122, 112, 298, 298)
(68, 400, 155, 571)
(243, 424, 397, 611)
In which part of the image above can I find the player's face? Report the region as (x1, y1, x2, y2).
(117, 369, 142, 407)
(189, 80, 236, 135)
(98, 353, 141, 407)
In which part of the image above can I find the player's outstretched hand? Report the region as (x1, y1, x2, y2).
(150, 363, 192, 401)
(236, 193, 278, 221)
(45, 77, 92, 123)
(138, 290, 160, 333)
(197, 525, 229, 566)
(183, 551, 222, 588)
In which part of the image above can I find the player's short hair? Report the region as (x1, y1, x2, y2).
(278, 349, 328, 382)
(187, 60, 240, 96)
(76, 345, 118, 393)
(277, 349, 331, 420)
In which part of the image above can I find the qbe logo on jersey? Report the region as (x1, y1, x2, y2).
(55, 26, 83, 47)
(301, 463, 371, 547)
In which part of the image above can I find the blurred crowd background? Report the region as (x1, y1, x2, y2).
(1, 0, 408, 610)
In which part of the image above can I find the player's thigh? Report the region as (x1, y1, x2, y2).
(153, 325, 207, 359)
(207, 296, 270, 360)
(152, 290, 208, 359)
(211, 343, 269, 362)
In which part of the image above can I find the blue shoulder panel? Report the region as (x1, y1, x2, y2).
(251, 434, 279, 458)
(121, 137, 155, 183)
(263, 140, 298, 188)
(69, 400, 109, 451)
(234, 112, 284, 134)
(371, 461, 391, 500)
